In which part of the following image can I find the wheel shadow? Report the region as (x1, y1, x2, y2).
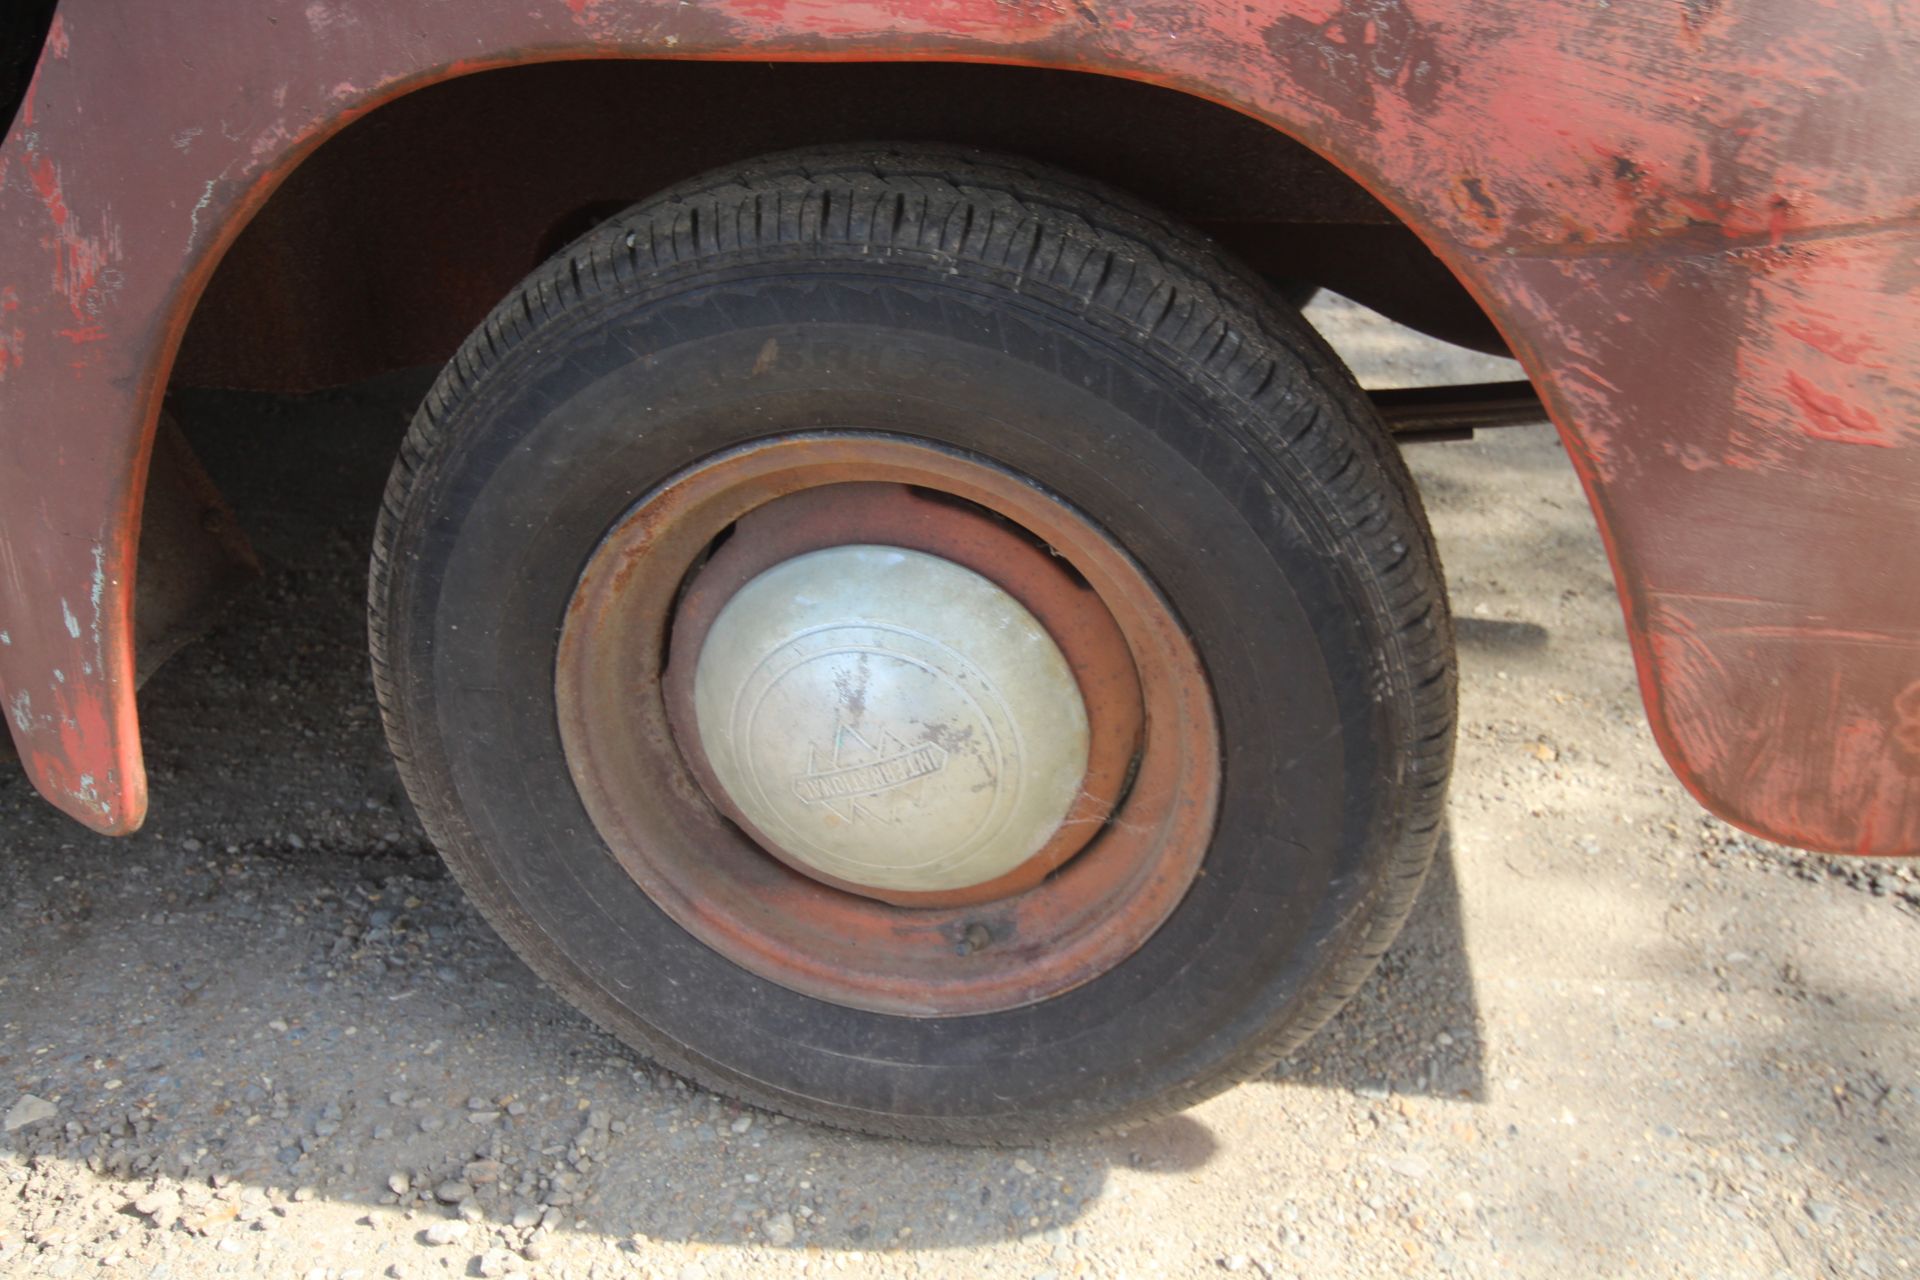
(1452, 615, 1551, 655)
(0, 374, 1484, 1258)
(1264, 830, 1486, 1103)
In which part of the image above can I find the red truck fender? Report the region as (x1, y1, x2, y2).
(1, 0, 1917, 852)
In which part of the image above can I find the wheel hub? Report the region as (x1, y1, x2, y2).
(555, 437, 1217, 1015)
(662, 479, 1144, 909)
(689, 545, 1091, 895)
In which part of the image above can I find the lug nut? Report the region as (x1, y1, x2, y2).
(957, 922, 993, 955)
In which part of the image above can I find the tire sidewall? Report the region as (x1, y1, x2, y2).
(388, 262, 1409, 1134)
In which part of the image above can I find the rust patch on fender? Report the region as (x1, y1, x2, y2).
(1264, 0, 1452, 127)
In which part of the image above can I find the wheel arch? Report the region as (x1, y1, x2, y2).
(3, 0, 1918, 855)
(169, 58, 1497, 396)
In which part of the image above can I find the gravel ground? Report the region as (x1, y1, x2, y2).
(2, 297, 1917, 1280)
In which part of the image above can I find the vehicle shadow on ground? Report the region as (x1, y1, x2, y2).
(0, 374, 1484, 1254)
(1264, 834, 1485, 1103)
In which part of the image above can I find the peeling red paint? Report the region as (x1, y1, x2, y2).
(1487, 214, 1920, 854)
(1784, 370, 1894, 448)
(22, 148, 123, 328)
(1265, 0, 1452, 128)
(562, 0, 624, 41)
(1781, 318, 1884, 368)
(27, 155, 69, 227)
(0, 286, 22, 380)
(34, 677, 118, 825)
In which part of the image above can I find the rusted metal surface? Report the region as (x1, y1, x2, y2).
(661, 481, 1145, 908)
(557, 437, 1219, 1016)
(0, 0, 1915, 852)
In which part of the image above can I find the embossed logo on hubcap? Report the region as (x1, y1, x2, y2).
(791, 725, 950, 817)
(690, 545, 1089, 893)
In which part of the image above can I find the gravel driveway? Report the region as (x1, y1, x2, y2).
(2, 298, 1916, 1280)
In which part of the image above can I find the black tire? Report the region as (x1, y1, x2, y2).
(369, 144, 1454, 1141)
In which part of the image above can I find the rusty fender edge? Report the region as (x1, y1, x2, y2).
(1, 0, 1916, 853)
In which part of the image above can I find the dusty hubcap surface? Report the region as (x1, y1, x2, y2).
(690, 545, 1091, 895)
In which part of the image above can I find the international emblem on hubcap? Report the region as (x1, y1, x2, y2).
(791, 725, 950, 819)
(690, 544, 1091, 893)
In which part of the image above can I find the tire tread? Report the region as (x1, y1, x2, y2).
(369, 143, 1455, 1142)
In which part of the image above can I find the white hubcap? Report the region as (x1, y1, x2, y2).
(690, 545, 1090, 894)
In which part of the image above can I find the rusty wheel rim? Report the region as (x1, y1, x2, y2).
(556, 434, 1220, 1017)
(663, 480, 1145, 908)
